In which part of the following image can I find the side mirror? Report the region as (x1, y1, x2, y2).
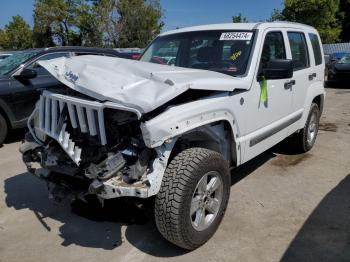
(16, 68, 37, 80)
(262, 59, 293, 80)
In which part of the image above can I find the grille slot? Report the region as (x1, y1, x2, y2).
(38, 91, 108, 164)
(37, 90, 141, 165)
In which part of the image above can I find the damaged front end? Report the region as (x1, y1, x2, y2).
(20, 90, 175, 203)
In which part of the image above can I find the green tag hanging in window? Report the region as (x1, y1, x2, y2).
(260, 77, 268, 104)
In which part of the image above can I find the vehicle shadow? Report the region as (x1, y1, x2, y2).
(281, 174, 350, 261)
(231, 150, 276, 185)
(3, 149, 279, 256)
(4, 171, 188, 256)
(3, 128, 26, 145)
(325, 82, 350, 89)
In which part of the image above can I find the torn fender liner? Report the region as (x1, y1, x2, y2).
(38, 55, 248, 113)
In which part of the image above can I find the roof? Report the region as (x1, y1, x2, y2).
(40, 46, 119, 54)
(160, 22, 317, 36)
(4, 46, 119, 55)
(3, 46, 124, 76)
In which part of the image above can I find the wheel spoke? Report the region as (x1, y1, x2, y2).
(197, 175, 208, 193)
(191, 196, 201, 215)
(207, 176, 220, 193)
(190, 171, 224, 231)
(194, 208, 205, 228)
(206, 198, 220, 214)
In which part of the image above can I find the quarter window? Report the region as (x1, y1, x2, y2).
(287, 32, 309, 70)
(260, 31, 286, 68)
(309, 33, 323, 65)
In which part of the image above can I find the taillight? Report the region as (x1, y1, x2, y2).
(132, 54, 141, 60)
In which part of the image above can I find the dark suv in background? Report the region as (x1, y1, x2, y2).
(0, 47, 126, 144)
(326, 52, 350, 85)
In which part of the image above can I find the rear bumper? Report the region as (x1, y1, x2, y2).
(328, 72, 350, 82)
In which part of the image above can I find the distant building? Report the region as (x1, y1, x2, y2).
(323, 43, 350, 55)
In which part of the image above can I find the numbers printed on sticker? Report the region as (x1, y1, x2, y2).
(220, 32, 253, 41)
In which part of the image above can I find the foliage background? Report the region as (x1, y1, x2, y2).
(1, 0, 350, 50)
(0, 0, 163, 50)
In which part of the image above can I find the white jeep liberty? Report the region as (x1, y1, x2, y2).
(20, 22, 325, 250)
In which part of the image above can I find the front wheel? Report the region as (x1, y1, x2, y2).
(0, 113, 8, 145)
(154, 148, 230, 250)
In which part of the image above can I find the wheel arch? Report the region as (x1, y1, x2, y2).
(0, 102, 12, 129)
(312, 94, 325, 116)
(299, 82, 325, 129)
(169, 120, 238, 167)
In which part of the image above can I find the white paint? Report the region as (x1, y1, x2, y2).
(38, 56, 248, 114)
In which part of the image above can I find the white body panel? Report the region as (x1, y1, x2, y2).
(32, 22, 326, 199)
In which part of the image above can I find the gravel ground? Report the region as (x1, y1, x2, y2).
(0, 87, 349, 262)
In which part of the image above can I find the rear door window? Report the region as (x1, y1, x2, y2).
(287, 32, 310, 71)
(308, 33, 323, 65)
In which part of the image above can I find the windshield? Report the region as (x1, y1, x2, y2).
(338, 54, 350, 64)
(0, 51, 38, 76)
(141, 30, 255, 76)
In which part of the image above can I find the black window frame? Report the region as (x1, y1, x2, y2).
(287, 31, 310, 71)
(308, 33, 323, 66)
(259, 30, 287, 70)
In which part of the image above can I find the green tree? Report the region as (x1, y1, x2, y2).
(268, 9, 284, 22)
(76, 2, 104, 47)
(339, 0, 350, 42)
(33, 0, 81, 47)
(232, 13, 248, 23)
(0, 16, 33, 50)
(281, 0, 341, 43)
(0, 29, 9, 50)
(88, 0, 120, 47)
(116, 0, 163, 48)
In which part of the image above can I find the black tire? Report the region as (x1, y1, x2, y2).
(154, 147, 230, 250)
(0, 113, 8, 145)
(292, 103, 320, 153)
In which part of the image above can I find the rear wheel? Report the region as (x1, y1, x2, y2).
(0, 113, 8, 145)
(154, 148, 230, 250)
(292, 103, 320, 153)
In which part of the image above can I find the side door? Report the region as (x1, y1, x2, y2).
(285, 31, 313, 119)
(242, 30, 294, 162)
(9, 52, 70, 122)
(307, 32, 325, 87)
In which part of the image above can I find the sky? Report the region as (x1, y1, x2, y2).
(0, 0, 284, 31)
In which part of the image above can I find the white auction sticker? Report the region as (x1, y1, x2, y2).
(220, 32, 253, 41)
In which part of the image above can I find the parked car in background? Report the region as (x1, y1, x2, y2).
(114, 48, 143, 60)
(0, 46, 126, 144)
(326, 52, 350, 85)
(20, 22, 325, 250)
(0, 53, 12, 61)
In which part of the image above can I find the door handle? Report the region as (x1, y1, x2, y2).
(309, 73, 317, 81)
(284, 80, 296, 89)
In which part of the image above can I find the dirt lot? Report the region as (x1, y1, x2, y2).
(0, 87, 349, 262)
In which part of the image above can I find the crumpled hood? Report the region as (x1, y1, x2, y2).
(38, 55, 247, 113)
